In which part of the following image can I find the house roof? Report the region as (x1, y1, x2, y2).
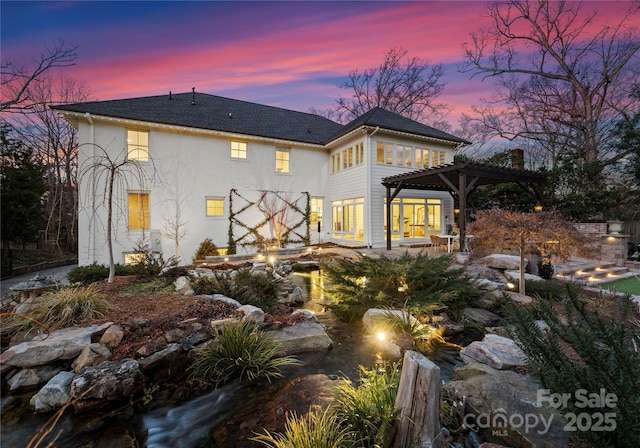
(53, 92, 344, 145)
(335, 107, 471, 145)
(53, 92, 469, 147)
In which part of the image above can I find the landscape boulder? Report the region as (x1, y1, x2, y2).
(485, 254, 526, 271)
(445, 362, 568, 448)
(30, 370, 75, 413)
(0, 323, 112, 368)
(460, 334, 528, 370)
(71, 358, 143, 412)
(267, 321, 332, 356)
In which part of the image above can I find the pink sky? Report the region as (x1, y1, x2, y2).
(1, 1, 636, 126)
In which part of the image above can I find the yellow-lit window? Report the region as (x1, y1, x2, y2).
(206, 197, 225, 217)
(333, 153, 341, 172)
(355, 143, 364, 165)
(376, 142, 393, 165)
(124, 252, 146, 265)
(415, 148, 429, 168)
(127, 130, 149, 161)
(231, 141, 247, 159)
(310, 197, 323, 230)
(276, 149, 290, 173)
(128, 192, 150, 230)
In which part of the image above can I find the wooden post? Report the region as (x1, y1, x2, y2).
(392, 350, 443, 448)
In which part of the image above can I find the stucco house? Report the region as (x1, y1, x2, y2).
(53, 90, 469, 266)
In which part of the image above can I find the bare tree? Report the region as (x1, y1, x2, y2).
(80, 145, 153, 283)
(460, 0, 640, 168)
(1, 40, 79, 113)
(11, 75, 89, 252)
(326, 47, 450, 125)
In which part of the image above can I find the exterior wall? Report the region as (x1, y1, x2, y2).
(326, 131, 456, 248)
(77, 119, 328, 266)
(367, 135, 454, 248)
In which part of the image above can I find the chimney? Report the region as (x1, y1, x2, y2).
(511, 148, 524, 170)
(169, 91, 172, 100)
(191, 87, 195, 105)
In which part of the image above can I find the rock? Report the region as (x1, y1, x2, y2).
(202, 294, 241, 308)
(278, 286, 304, 305)
(176, 284, 195, 296)
(445, 362, 568, 448)
(72, 343, 112, 373)
(476, 279, 505, 291)
(504, 270, 543, 282)
(174, 276, 190, 290)
(499, 290, 534, 305)
(71, 359, 143, 412)
(0, 323, 112, 368)
(211, 317, 239, 332)
(238, 304, 265, 323)
(267, 321, 332, 356)
(8, 364, 64, 391)
(291, 309, 318, 322)
(362, 308, 419, 330)
(138, 343, 193, 383)
(460, 334, 527, 370)
(485, 254, 527, 271)
(99, 325, 124, 349)
(30, 370, 75, 413)
(462, 308, 501, 327)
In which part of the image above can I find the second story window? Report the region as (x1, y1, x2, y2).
(127, 130, 149, 161)
(231, 141, 247, 159)
(276, 148, 290, 173)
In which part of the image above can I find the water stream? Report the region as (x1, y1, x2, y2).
(1, 271, 464, 447)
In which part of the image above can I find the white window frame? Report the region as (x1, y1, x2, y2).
(206, 196, 225, 217)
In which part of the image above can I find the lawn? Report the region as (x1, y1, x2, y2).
(600, 275, 640, 295)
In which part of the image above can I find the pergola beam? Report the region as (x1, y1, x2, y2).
(382, 161, 547, 252)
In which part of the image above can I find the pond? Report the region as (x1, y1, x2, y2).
(1, 270, 466, 447)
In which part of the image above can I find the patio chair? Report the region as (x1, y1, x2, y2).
(429, 234, 446, 252)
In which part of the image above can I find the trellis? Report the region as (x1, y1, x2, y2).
(227, 189, 310, 254)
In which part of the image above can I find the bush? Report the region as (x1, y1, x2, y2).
(193, 238, 219, 263)
(506, 289, 640, 447)
(68, 263, 134, 285)
(252, 362, 400, 448)
(524, 279, 569, 302)
(252, 408, 353, 448)
(322, 252, 484, 322)
(26, 285, 109, 330)
(190, 319, 300, 388)
(331, 363, 401, 448)
(190, 270, 282, 311)
(232, 269, 283, 311)
(129, 240, 179, 278)
(537, 258, 555, 279)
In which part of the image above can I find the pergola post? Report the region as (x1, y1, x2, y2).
(458, 171, 467, 252)
(386, 185, 392, 250)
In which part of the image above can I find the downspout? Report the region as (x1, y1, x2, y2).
(85, 112, 96, 263)
(366, 126, 379, 248)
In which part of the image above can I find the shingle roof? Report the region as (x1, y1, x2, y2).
(335, 107, 471, 145)
(53, 92, 469, 146)
(53, 92, 344, 145)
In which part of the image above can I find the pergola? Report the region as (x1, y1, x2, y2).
(381, 161, 548, 251)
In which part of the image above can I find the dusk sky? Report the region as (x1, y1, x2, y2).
(2, 1, 636, 126)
